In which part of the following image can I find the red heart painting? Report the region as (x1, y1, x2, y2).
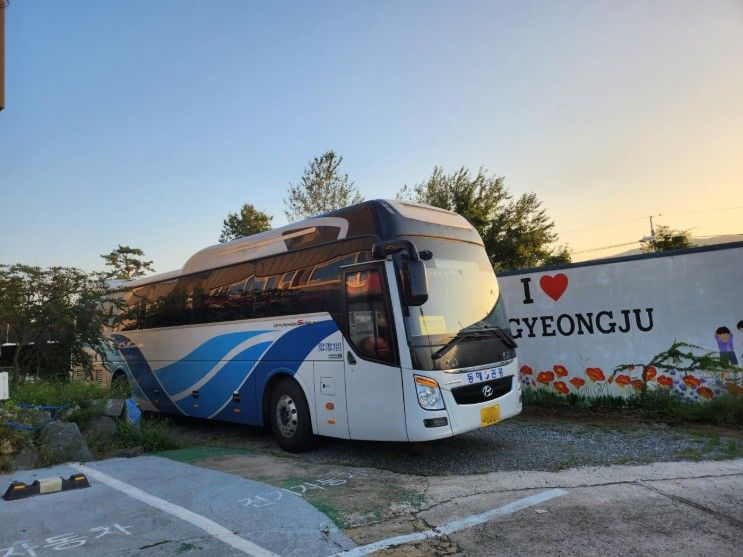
(539, 273, 568, 301)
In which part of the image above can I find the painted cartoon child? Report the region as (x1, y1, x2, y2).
(715, 326, 738, 367)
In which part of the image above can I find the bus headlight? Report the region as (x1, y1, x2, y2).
(415, 376, 445, 410)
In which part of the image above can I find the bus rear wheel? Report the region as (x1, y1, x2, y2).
(269, 378, 314, 453)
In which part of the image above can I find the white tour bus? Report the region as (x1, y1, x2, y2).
(106, 200, 520, 451)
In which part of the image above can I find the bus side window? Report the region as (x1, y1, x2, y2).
(345, 270, 394, 364)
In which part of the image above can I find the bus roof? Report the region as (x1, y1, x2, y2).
(125, 199, 477, 288)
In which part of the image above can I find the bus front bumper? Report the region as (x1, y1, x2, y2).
(404, 362, 522, 442)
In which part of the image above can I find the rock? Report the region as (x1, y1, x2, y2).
(109, 446, 144, 458)
(84, 416, 117, 447)
(18, 407, 53, 427)
(103, 399, 125, 418)
(9, 447, 39, 471)
(58, 405, 81, 421)
(39, 421, 93, 463)
(0, 438, 14, 455)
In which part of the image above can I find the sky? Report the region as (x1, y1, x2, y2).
(1, 0, 742, 272)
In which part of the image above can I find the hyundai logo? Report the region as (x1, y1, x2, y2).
(481, 384, 494, 398)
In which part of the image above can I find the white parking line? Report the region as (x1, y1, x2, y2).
(332, 488, 568, 557)
(69, 462, 279, 557)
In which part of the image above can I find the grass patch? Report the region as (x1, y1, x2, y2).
(523, 388, 743, 427)
(9, 379, 129, 407)
(115, 418, 182, 453)
(309, 500, 344, 528)
(674, 448, 705, 460)
(723, 439, 743, 459)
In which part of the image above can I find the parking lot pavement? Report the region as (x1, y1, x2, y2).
(0, 456, 353, 556)
(196, 453, 743, 556)
(413, 463, 743, 557)
(2, 455, 741, 556)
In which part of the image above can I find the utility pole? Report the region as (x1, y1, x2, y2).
(649, 215, 655, 237)
(0, 0, 5, 111)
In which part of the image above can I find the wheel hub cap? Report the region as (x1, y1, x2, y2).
(276, 394, 298, 437)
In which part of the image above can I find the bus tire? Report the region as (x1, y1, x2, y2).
(269, 378, 315, 453)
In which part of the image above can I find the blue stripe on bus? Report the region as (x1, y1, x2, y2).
(175, 341, 272, 418)
(111, 334, 184, 415)
(212, 319, 339, 425)
(154, 330, 269, 396)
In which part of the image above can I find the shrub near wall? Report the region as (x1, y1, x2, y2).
(498, 243, 743, 403)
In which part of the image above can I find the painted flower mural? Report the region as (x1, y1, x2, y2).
(643, 366, 657, 381)
(697, 386, 714, 399)
(615, 374, 631, 386)
(553, 381, 569, 395)
(518, 338, 737, 401)
(569, 377, 585, 388)
(553, 365, 568, 377)
(657, 375, 673, 387)
(537, 371, 555, 385)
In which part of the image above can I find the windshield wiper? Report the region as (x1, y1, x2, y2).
(430, 326, 516, 360)
(461, 323, 517, 348)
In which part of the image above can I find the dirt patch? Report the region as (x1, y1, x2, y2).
(195, 453, 429, 530)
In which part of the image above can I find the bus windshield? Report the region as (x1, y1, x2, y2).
(401, 237, 508, 346)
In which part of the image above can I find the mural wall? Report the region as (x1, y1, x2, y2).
(498, 243, 743, 401)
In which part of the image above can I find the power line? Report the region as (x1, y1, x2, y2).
(560, 206, 743, 235)
(656, 206, 743, 218)
(572, 240, 640, 255)
(561, 216, 647, 235)
(572, 231, 743, 256)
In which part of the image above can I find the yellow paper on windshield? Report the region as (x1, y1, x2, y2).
(419, 315, 447, 335)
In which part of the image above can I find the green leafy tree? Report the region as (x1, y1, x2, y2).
(284, 151, 363, 222)
(219, 203, 273, 243)
(0, 265, 114, 381)
(640, 225, 693, 253)
(101, 245, 154, 280)
(399, 166, 570, 271)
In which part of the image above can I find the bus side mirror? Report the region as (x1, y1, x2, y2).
(404, 259, 428, 306)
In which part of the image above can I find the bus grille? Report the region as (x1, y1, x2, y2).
(451, 376, 512, 405)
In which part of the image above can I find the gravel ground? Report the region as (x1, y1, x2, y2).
(162, 413, 742, 475)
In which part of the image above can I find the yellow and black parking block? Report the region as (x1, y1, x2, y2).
(2, 474, 90, 501)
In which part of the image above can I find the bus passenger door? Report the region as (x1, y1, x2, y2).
(342, 265, 408, 441)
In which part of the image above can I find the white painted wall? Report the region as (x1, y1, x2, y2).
(0, 371, 8, 400)
(498, 243, 743, 400)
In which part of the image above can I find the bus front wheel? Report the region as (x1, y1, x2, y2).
(269, 378, 315, 453)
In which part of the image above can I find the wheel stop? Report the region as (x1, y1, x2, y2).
(2, 474, 91, 501)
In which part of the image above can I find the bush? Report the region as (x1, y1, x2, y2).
(115, 418, 182, 453)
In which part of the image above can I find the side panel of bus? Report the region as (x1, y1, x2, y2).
(107, 316, 345, 432)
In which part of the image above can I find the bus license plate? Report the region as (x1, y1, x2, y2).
(480, 404, 500, 427)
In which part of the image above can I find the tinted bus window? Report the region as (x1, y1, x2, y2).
(121, 242, 372, 330)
